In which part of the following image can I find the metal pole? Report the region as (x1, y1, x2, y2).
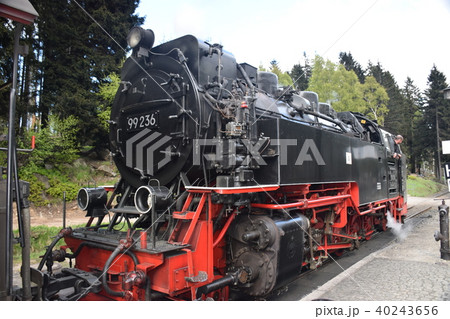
(151, 194, 156, 249)
(3, 22, 23, 300)
(436, 104, 442, 180)
(63, 191, 66, 229)
(0, 179, 7, 300)
(21, 204, 32, 300)
(13, 150, 24, 247)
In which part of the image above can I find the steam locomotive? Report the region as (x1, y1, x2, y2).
(5, 27, 407, 301)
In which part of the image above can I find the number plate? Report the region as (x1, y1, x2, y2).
(126, 112, 159, 131)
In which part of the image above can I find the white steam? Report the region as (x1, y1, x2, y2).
(386, 211, 413, 241)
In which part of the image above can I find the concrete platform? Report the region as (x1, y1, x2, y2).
(301, 195, 450, 301)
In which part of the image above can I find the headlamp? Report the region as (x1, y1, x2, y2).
(127, 27, 155, 50)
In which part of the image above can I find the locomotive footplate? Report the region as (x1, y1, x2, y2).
(70, 229, 189, 254)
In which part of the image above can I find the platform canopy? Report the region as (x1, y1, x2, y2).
(0, 0, 38, 25)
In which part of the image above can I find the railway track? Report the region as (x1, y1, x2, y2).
(405, 206, 432, 220)
(406, 191, 449, 220)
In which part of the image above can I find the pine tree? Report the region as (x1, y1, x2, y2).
(289, 52, 311, 91)
(402, 77, 423, 173)
(367, 62, 405, 134)
(0, 20, 39, 137)
(269, 60, 293, 87)
(339, 52, 365, 83)
(16, 24, 38, 135)
(421, 65, 449, 179)
(29, 0, 143, 150)
(0, 21, 14, 123)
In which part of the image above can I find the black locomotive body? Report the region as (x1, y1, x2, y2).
(6, 27, 407, 301)
(110, 31, 405, 205)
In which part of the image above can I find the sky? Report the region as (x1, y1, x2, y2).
(136, 0, 450, 91)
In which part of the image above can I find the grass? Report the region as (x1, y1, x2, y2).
(13, 223, 92, 266)
(13, 225, 76, 265)
(13, 222, 129, 266)
(406, 174, 446, 197)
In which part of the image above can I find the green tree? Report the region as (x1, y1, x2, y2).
(17, 25, 38, 136)
(367, 62, 405, 133)
(269, 60, 293, 87)
(29, 0, 143, 150)
(97, 72, 120, 132)
(307, 55, 337, 103)
(307, 55, 365, 113)
(332, 64, 365, 113)
(23, 115, 81, 167)
(402, 77, 423, 173)
(289, 52, 311, 91)
(339, 52, 365, 83)
(0, 21, 14, 123)
(1, 20, 40, 139)
(361, 76, 389, 126)
(420, 65, 449, 179)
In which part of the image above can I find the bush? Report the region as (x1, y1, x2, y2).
(22, 115, 80, 167)
(18, 163, 81, 205)
(3, 115, 118, 207)
(27, 176, 50, 207)
(7, 115, 83, 206)
(47, 177, 79, 201)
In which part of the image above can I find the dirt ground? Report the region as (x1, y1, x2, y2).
(13, 201, 91, 230)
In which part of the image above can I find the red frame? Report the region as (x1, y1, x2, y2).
(62, 182, 406, 300)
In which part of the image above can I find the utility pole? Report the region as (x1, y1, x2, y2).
(437, 105, 442, 180)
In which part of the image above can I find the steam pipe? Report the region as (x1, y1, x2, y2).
(101, 244, 126, 298)
(195, 274, 235, 299)
(38, 228, 72, 271)
(302, 108, 349, 133)
(66, 241, 138, 268)
(252, 194, 351, 210)
(144, 277, 151, 301)
(237, 63, 255, 89)
(236, 63, 257, 141)
(213, 212, 236, 248)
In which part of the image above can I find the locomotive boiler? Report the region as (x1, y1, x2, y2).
(14, 27, 407, 300)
